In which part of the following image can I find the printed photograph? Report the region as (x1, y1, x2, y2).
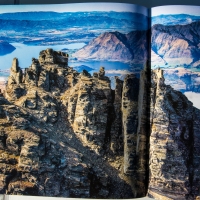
(149, 5, 200, 200)
(0, 3, 149, 89)
(0, 3, 150, 198)
(151, 5, 200, 109)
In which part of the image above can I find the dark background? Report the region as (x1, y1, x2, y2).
(1, 0, 200, 7)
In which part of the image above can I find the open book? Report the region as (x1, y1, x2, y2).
(0, 2, 199, 200)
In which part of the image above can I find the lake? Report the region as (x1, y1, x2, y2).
(1, 44, 200, 109)
(0, 42, 85, 70)
(69, 60, 133, 76)
(0, 42, 134, 78)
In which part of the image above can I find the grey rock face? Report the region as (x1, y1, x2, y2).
(110, 77, 123, 155)
(149, 68, 200, 200)
(2, 48, 200, 200)
(8, 58, 23, 85)
(1, 49, 199, 199)
(0, 49, 142, 198)
(63, 66, 116, 155)
(122, 74, 139, 175)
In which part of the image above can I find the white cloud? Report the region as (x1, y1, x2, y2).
(105, 70, 132, 74)
(184, 91, 200, 109)
(0, 77, 7, 82)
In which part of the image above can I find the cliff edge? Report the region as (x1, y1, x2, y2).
(149, 68, 200, 199)
(0, 48, 145, 198)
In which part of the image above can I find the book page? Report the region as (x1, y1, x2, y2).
(150, 5, 200, 199)
(0, 3, 151, 199)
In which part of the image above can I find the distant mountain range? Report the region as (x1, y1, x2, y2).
(0, 11, 148, 45)
(152, 14, 200, 26)
(73, 19, 200, 66)
(0, 11, 147, 23)
(0, 11, 148, 31)
(73, 31, 148, 63)
(151, 20, 200, 68)
(2, 11, 200, 68)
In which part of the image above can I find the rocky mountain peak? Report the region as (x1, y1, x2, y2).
(73, 30, 148, 63)
(0, 49, 147, 198)
(149, 68, 200, 199)
(151, 20, 200, 67)
(0, 49, 199, 199)
(39, 48, 68, 65)
(11, 58, 19, 73)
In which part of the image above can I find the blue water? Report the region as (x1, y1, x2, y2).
(0, 43, 133, 77)
(69, 60, 132, 76)
(0, 42, 85, 70)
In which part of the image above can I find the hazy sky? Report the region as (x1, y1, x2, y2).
(152, 5, 200, 16)
(0, 3, 149, 16)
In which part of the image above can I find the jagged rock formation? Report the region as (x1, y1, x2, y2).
(122, 74, 139, 175)
(63, 66, 113, 154)
(149, 68, 200, 200)
(73, 31, 148, 63)
(0, 48, 149, 198)
(1, 48, 199, 200)
(135, 65, 151, 197)
(110, 77, 123, 155)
